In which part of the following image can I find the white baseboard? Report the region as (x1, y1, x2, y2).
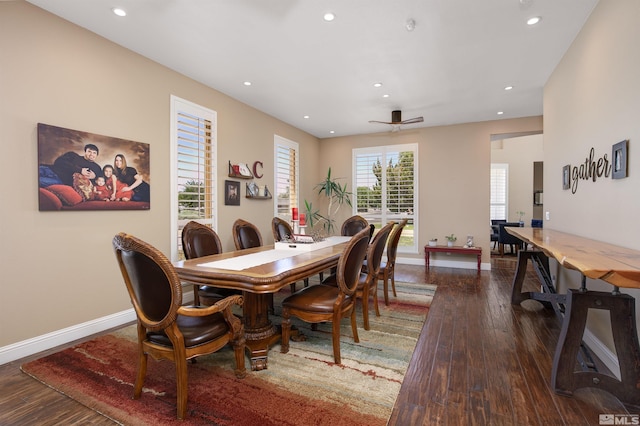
(0, 309, 136, 366)
(0, 288, 197, 366)
(397, 256, 490, 271)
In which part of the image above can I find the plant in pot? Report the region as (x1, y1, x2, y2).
(445, 234, 457, 247)
(304, 167, 352, 236)
(516, 210, 526, 226)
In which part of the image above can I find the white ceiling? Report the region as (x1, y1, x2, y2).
(26, 0, 598, 138)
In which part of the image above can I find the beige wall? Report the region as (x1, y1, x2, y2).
(318, 117, 543, 265)
(491, 134, 545, 225)
(544, 0, 640, 357)
(0, 2, 319, 347)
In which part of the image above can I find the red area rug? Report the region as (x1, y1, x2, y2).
(22, 282, 435, 425)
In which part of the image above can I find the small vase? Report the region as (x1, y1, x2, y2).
(447, 241, 454, 247)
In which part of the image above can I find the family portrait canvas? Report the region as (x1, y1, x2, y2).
(37, 123, 151, 211)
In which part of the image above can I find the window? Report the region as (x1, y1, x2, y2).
(170, 96, 217, 261)
(490, 163, 508, 220)
(274, 135, 299, 220)
(353, 144, 418, 253)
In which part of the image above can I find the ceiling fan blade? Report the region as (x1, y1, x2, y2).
(368, 120, 393, 124)
(401, 117, 424, 124)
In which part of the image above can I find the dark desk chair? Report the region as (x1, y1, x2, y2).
(498, 222, 523, 256)
(182, 221, 239, 305)
(490, 219, 506, 250)
(323, 221, 395, 330)
(113, 232, 246, 420)
(280, 227, 370, 364)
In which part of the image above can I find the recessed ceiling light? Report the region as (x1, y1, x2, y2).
(323, 12, 335, 22)
(112, 7, 127, 17)
(329, 130, 335, 134)
(527, 16, 541, 26)
(382, 94, 390, 98)
(497, 111, 504, 115)
(373, 82, 383, 88)
(504, 86, 513, 91)
(303, 115, 310, 119)
(243, 81, 252, 86)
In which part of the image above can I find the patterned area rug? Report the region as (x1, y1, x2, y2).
(21, 281, 435, 425)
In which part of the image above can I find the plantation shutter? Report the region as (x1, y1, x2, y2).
(274, 137, 299, 219)
(353, 144, 418, 253)
(490, 163, 508, 220)
(170, 96, 217, 261)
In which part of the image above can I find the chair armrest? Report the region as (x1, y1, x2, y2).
(177, 294, 244, 317)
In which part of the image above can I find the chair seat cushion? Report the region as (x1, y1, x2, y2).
(147, 311, 230, 347)
(321, 272, 368, 290)
(282, 284, 353, 313)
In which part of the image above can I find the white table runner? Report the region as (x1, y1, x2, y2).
(197, 236, 350, 271)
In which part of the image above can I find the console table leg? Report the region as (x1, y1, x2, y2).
(552, 289, 640, 406)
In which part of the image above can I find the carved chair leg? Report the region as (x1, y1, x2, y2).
(192, 284, 200, 305)
(390, 265, 397, 297)
(382, 270, 390, 306)
(350, 308, 359, 343)
(280, 311, 291, 354)
(372, 281, 380, 318)
(332, 319, 342, 364)
(175, 356, 188, 420)
(362, 286, 370, 331)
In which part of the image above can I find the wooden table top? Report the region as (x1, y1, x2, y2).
(506, 227, 640, 289)
(174, 242, 348, 293)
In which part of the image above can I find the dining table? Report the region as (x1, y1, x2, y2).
(506, 227, 640, 406)
(173, 236, 351, 370)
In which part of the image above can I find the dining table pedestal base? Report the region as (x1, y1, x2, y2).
(242, 291, 298, 371)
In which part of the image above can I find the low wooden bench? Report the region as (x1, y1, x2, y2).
(424, 244, 482, 274)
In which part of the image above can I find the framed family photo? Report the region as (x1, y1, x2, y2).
(37, 123, 150, 211)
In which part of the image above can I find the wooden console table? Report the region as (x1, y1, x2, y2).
(424, 244, 482, 274)
(506, 227, 640, 406)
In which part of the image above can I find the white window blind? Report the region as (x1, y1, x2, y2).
(170, 96, 217, 261)
(274, 136, 299, 220)
(353, 144, 418, 253)
(490, 163, 508, 220)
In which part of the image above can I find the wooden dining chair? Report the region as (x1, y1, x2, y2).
(322, 221, 395, 330)
(232, 218, 263, 250)
(181, 221, 239, 305)
(271, 216, 310, 292)
(341, 214, 369, 236)
(280, 227, 370, 364)
(112, 232, 246, 420)
(378, 219, 408, 306)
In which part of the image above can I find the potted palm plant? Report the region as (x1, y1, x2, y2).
(304, 167, 352, 235)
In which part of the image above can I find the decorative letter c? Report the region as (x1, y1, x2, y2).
(253, 161, 263, 179)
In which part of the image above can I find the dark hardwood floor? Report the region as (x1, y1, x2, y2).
(0, 256, 635, 425)
(390, 255, 637, 425)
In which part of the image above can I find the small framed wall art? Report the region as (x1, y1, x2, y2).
(562, 165, 571, 190)
(224, 180, 240, 205)
(612, 139, 628, 179)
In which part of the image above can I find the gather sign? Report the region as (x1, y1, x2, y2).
(565, 147, 612, 194)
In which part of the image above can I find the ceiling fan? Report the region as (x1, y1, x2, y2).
(369, 110, 424, 132)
